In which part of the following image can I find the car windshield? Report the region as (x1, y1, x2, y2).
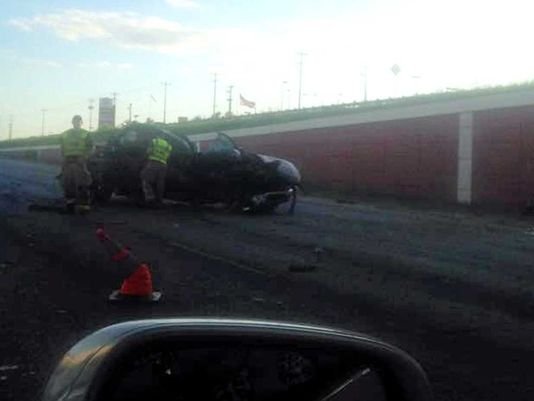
(167, 133, 194, 154)
(204, 134, 238, 154)
(1, 1, 534, 401)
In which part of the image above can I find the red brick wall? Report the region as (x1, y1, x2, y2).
(472, 106, 534, 206)
(234, 114, 459, 201)
(8, 104, 534, 207)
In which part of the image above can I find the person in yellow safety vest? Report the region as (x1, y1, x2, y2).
(140, 135, 173, 207)
(60, 115, 93, 214)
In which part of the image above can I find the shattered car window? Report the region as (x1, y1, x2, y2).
(121, 130, 139, 145)
(168, 134, 194, 155)
(206, 135, 239, 156)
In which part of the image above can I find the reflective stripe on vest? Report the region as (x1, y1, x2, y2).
(62, 129, 90, 157)
(148, 137, 173, 165)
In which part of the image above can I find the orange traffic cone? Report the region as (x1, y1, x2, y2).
(108, 262, 162, 302)
(120, 263, 153, 296)
(96, 226, 162, 302)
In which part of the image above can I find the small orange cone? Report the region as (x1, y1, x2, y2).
(96, 226, 162, 302)
(109, 263, 162, 302)
(119, 263, 153, 297)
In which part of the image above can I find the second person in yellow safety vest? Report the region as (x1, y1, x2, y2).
(140, 136, 173, 206)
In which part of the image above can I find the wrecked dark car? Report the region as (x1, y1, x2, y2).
(88, 124, 301, 213)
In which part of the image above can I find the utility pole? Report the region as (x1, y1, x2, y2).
(8, 115, 13, 141)
(280, 81, 288, 110)
(128, 103, 133, 122)
(391, 64, 401, 97)
(88, 99, 94, 130)
(362, 65, 368, 102)
(212, 73, 217, 117)
(111, 92, 118, 127)
(227, 85, 234, 116)
(41, 109, 47, 136)
(297, 52, 306, 109)
(148, 94, 157, 121)
(162, 81, 170, 123)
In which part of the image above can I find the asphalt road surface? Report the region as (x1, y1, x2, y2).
(1, 158, 534, 401)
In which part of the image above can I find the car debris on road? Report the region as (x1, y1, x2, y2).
(288, 263, 318, 273)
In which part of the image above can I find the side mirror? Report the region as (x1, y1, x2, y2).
(42, 319, 432, 401)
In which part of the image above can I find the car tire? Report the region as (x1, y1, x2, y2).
(93, 183, 114, 203)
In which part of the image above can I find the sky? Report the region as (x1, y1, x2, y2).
(1, 0, 534, 139)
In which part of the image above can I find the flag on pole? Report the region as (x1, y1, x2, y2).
(240, 94, 256, 109)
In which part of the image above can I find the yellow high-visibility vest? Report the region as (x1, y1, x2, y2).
(62, 129, 91, 158)
(148, 137, 173, 165)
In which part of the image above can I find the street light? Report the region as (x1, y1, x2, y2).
(88, 99, 94, 131)
(162, 82, 171, 123)
(297, 52, 306, 109)
(361, 65, 368, 102)
(41, 109, 47, 136)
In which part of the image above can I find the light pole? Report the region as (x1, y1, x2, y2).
(148, 94, 157, 121)
(111, 93, 118, 127)
(297, 52, 306, 109)
(391, 64, 401, 97)
(88, 99, 94, 130)
(162, 81, 171, 123)
(226, 85, 234, 116)
(41, 109, 47, 136)
(212, 73, 217, 117)
(361, 65, 368, 102)
(280, 81, 288, 110)
(8, 115, 13, 141)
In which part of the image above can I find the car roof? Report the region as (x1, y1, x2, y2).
(120, 123, 194, 149)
